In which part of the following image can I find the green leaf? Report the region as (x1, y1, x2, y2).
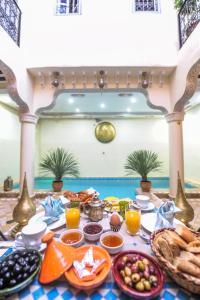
(124, 150, 163, 181)
(39, 148, 80, 180)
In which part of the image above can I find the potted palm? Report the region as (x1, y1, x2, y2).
(39, 148, 80, 192)
(124, 150, 163, 192)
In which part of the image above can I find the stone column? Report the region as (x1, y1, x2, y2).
(19, 113, 38, 195)
(165, 112, 184, 199)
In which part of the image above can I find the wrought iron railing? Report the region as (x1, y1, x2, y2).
(178, 0, 200, 47)
(0, 0, 21, 46)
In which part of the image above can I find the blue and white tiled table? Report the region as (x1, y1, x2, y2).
(2, 214, 200, 300)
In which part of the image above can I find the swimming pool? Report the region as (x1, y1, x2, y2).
(14, 177, 196, 199)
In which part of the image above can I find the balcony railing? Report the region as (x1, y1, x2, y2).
(178, 0, 200, 47)
(0, 0, 21, 46)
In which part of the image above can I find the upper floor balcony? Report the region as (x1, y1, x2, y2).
(0, 0, 21, 46)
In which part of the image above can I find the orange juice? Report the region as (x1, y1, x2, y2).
(125, 209, 140, 235)
(66, 208, 80, 229)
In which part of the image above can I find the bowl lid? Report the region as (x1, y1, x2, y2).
(39, 232, 75, 284)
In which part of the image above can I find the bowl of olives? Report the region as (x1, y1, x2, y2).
(112, 250, 164, 299)
(0, 249, 42, 298)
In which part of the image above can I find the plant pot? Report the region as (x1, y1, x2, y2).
(140, 180, 151, 193)
(52, 180, 63, 192)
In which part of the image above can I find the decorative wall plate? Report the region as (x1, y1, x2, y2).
(95, 122, 116, 143)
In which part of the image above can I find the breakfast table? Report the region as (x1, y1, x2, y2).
(1, 195, 200, 300)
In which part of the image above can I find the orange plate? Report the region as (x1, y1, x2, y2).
(65, 245, 111, 290)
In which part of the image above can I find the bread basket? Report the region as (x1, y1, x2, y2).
(151, 228, 200, 294)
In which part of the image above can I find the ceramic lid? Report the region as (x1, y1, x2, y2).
(39, 231, 75, 284)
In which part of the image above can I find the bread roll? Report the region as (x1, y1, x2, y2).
(162, 232, 180, 257)
(174, 257, 200, 278)
(175, 224, 196, 243)
(157, 237, 174, 263)
(166, 230, 187, 249)
(186, 240, 200, 253)
(180, 251, 200, 267)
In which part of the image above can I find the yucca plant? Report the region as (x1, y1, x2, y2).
(124, 150, 163, 181)
(40, 148, 79, 191)
(40, 148, 79, 180)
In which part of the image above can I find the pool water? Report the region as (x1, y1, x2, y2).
(14, 177, 195, 199)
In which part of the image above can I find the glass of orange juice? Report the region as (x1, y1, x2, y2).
(125, 206, 141, 235)
(66, 204, 80, 229)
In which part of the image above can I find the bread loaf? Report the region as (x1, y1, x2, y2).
(166, 230, 187, 249)
(180, 251, 200, 267)
(162, 232, 180, 257)
(186, 240, 200, 253)
(175, 224, 196, 243)
(157, 237, 174, 263)
(174, 257, 200, 278)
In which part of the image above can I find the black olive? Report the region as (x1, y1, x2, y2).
(7, 260, 15, 268)
(0, 278, 5, 289)
(4, 272, 11, 281)
(23, 273, 28, 280)
(25, 257, 30, 263)
(9, 279, 17, 287)
(29, 264, 37, 274)
(32, 250, 38, 255)
(13, 263, 22, 275)
(16, 273, 23, 283)
(1, 266, 9, 274)
(18, 257, 26, 266)
(13, 253, 20, 260)
(23, 264, 30, 273)
(1, 261, 7, 267)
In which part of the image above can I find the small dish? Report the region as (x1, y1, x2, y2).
(100, 231, 124, 255)
(112, 250, 164, 299)
(83, 223, 103, 242)
(132, 201, 155, 212)
(60, 229, 84, 247)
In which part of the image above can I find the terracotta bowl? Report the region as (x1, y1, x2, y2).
(65, 245, 111, 290)
(112, 250, 164, 300)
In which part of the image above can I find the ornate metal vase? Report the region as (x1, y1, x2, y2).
(174, 172, 194, 226)
(3, 176, 13, 191)
(12, 173, 36, 226)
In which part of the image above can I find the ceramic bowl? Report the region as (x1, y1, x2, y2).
(112, 250, 164, 299)
(60, 229, 84, 247)
(100, 231, 124, 255)
(83, 222, 103, 241)
(0, 250, 42, 298)
(135, 195, 150, 208)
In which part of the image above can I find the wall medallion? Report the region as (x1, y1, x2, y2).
(95, 122, 116, 143)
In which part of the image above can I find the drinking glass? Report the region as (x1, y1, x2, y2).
(65, 203, 80, 229)
(125, 206, 141, 235)
(119, 200, 129, 219)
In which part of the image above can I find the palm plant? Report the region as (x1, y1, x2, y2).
(40, 148, 79, 180)
(174, 0, 184, 9)
(124, 150, 162, 181)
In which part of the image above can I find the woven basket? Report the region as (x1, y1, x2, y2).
(151, 228, 200, 294)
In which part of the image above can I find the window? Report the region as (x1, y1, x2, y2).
(134, 0, 160, 12)
(56, 0, 81, 15)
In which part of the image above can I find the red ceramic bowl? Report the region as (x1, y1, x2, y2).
(112, 250, 164, 300)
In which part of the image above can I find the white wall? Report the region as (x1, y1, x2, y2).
(0, 105, 20, 185)
(184, 105, 200, 182)
(36, 117, 169, 177)
(19, 0, 178, 68)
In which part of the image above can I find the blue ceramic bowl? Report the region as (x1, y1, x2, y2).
(0, 250, 42, 298)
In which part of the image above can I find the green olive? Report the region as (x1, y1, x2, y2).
(124, 266, 132, 277)
(135, 281, 145, 292)
(131, 273, 140, 283)
(149, 275, 157, 284)
(120, 270, 125, 278)
(124, 276, 132, 285)
(137, 261, 145, 271)
(122, 256, 128, 263)
(143, 280, 151, 291)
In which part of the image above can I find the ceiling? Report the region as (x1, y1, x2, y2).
(41, 91, 163, 117)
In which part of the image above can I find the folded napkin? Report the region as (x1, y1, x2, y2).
(154, 200, 181, 230)
(41, 195, 65, 219)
